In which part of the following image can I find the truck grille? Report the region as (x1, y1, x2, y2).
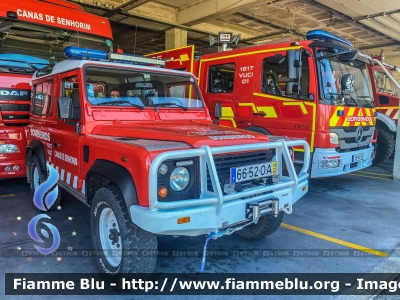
(207, 150, 275, 191)
(331, 126, 374, 151)
(0, 90, 31, 126)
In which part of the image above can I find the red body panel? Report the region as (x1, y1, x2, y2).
(367, 64, 399, 126)
(0, 0, 112, 39)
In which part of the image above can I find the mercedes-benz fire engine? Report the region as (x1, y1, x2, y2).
(367, 56, 400, 164)
(148, 30, 384, 178)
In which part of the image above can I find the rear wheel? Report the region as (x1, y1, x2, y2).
(235, 212, 284, 240)
(91, 185, 158, 280)
(373, 126, 395, 165)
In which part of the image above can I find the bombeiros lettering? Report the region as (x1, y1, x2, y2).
(30, 129, 50, 142)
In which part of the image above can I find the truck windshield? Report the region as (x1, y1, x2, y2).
(0, 20, 111, 64)
(373, 69, 400, 95)
(85, 67, 204, 109)
(316, 50, 374, 108)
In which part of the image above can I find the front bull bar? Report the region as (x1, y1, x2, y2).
(148, 139, 310, 214)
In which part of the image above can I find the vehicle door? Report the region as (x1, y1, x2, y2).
(52, 71, 83, 193)
(252, 50, 315, 144)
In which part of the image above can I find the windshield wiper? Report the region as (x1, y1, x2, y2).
(356, 96, 375, 108)
(97, 100, 144, 110)
(149, 102, 188, 111)
(342, 93, 358, 106)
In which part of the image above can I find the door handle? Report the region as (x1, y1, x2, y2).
(254, 112, 266, 116)
(53, 142, 60, 147)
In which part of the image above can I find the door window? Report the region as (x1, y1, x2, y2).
(33, 81, 53, 115)
(208, 63, 236, 93)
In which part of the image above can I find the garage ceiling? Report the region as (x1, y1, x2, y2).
(72, 0, 400, 80)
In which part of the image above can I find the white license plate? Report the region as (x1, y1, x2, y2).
(230, 162, 278, 183)
(352, 153, 364, 162)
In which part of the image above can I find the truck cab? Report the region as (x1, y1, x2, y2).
(26, 47, 310, 278)
(0, 55, 49, 179)
(367, 59, 399, 164)
(148, 30, 378, 178)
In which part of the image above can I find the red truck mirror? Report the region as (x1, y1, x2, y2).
(213, 102, 222, 125)
(287, 49, 302, 80)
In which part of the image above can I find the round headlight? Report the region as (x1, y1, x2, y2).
(170, 167, 190, 191)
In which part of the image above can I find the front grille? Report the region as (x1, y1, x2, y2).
(207, 150, 275, 191)
(344, 136, 369, 144)
(0, 103, 30, 123)
(343, 126, 371, 133)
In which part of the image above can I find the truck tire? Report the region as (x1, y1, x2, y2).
(373, 126, 395, 165)
(29, 155, 61, 211)
(91, 185, 158, 279)
(235, 211, 284, 240)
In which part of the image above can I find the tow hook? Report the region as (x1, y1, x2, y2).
(200, 219, 259, 273)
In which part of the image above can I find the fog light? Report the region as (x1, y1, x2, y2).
(318, 159, 341, 169)
(158, 164, 168, 175)
(4, 166, 11, 172)
(158, 187, 168, 198)
(13, 165, 19, 171)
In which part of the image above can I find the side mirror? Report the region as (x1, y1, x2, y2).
(213, 102, 222, 124)
(285, 82, 299, 95)
(287, 50, 302, 80)
(340, 74, 355, 92)
(57, 97, 73, 120)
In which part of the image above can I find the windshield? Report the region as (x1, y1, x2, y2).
(85, 67, 204, 109)
(373, 69, 399, 95)
(316, 50, 374, 107)
(0, 19, 111, 69)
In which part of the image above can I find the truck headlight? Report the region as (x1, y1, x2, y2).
(0, 144, 19, 153)
(330, 133, 339, 145)
(170, 167, 190, 191)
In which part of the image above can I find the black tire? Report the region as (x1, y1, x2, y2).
(373, 126, 395, 165)
(235, 211, 284, 240)
(91, 185, 158, 280)
(29, 155, 61, 211)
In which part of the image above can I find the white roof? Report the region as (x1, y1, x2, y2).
(32, 59, 196, 80)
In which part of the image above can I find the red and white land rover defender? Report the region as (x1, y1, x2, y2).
(26, 47, 310, 277)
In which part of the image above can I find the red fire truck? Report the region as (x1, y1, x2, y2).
(367, 56, 399, 164)
(26, 46, 310, 276)
(148, 30, 382, 178)
(0, 0, 113, 179)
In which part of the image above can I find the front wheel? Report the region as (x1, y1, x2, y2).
(91, 185, 158, 278)
(373, 126, 395, 165)
(235, 211, 284, 240)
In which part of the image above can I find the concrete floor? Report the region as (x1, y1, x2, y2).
(0, 159, 399, 299)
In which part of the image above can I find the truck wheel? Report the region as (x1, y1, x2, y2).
(235, 211, 284, 240)
(29, 155, 61, 211)
(373, 126, 395, 165)
(91, 185, 158, 278)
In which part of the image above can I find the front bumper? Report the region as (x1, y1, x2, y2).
(310, 146, 374, 178)
(131, 140, 311, 236)
(0, 159, 26, 179)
